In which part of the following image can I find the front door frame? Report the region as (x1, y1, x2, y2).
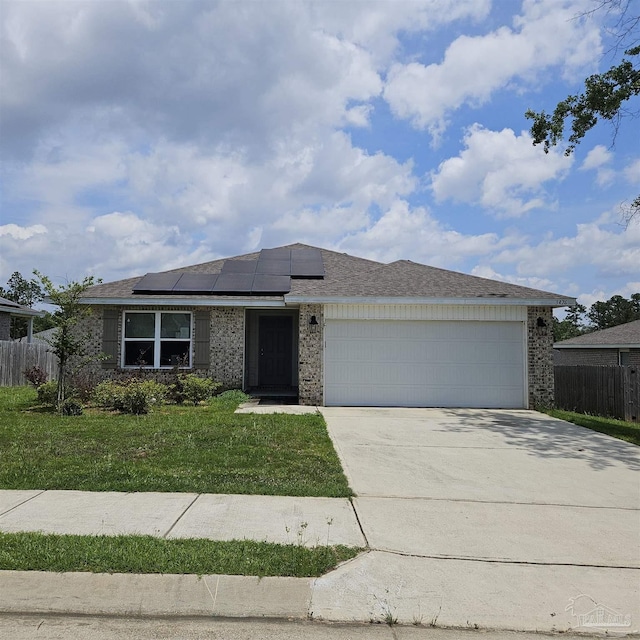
(244, 309, 299, 396)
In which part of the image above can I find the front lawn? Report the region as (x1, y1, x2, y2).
(0, 531, 360, 577)
(0, 387, 352, 497)
(545, 409, 640, 446)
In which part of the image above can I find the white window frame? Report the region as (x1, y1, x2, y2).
(121, 310, 193, 369)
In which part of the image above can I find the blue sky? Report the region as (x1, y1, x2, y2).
(1, 0, 638, 311)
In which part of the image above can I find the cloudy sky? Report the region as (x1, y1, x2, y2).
(1, 0, 638, 309)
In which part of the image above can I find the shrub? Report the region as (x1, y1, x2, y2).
(92, 380, 125, 410)
(23, 365, 48, 388)
(37, 380, 58, 406)
(173, 374, 221, 405)
(93, 379, 167, 414)
(61, 399, 83, 416)
(68, 370, 100, 403)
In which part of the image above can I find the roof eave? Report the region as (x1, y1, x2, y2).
(554, 343, 639, 349)
(0, 305, 44, 317)
(285, 295, 576, 307)
(79, 297, 287, 308)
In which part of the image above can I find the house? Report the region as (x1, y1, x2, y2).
(79, 244, 575, 408)
(0, 297, 42, 342)
(554, 319, 640, 366)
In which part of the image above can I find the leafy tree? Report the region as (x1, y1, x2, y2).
(553, 303, 587, 341)
(587, 292, 640, 329)
(34, 271, 102, 410)
(0, 271, 44, 339)
(526, 1, 640, 224)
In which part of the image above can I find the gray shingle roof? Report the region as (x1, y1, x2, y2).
(554, 319, 640, 347)
(83, 243, 572, 304)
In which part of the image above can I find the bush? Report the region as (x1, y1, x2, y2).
(93, 379, 167, 414)
(37, 380, 58, 406)
(61, 399, 83, 416)
(173, 374, 221, 405)
(68, 370, 100, 402)
(92, 380, 126, 410)
(23, 365, 48, 388)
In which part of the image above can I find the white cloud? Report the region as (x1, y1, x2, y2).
(492, 217, 640, 279)
(624, 158, 640, 184)
(470, 264, 557, 292)
(581, 145, 612, 170)
(337, 199, 512, 266)
(430, 125, 573, 216)
(383, 0, 602, 135)
(0, 223, 47, 240)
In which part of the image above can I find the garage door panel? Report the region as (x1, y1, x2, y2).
(324, 320, 525, 408)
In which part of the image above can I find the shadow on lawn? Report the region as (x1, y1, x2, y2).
(439, 409, 640, 472)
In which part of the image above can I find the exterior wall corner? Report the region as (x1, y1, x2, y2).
(527, 306, 554, 408)
(298, 303, 323, 406)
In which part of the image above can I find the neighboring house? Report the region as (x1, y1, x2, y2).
(0, 297, 42, 342)
(79, 244, 575, 409)
(554, 319, 640, 366)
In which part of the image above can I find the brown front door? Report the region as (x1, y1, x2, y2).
(258, 315, 293, 388)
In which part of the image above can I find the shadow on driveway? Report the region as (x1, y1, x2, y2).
(438, 409, 640, 472)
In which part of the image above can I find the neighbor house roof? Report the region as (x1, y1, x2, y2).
(81, 244, 575, 307)
(0, 297, 42, 317)
(554, 319, 640, 349)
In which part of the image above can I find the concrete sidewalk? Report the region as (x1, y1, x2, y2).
(0, 490, 364, 547)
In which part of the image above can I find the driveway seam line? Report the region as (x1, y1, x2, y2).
(354, 496, 640, 510)
(373, 548, 640, 570)
(0, 490, 47, 518)
(161, 494, 201, 539)
(348, 497, 370, 548)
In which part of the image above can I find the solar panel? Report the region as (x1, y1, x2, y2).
(251, 274, 291, 293)
(172, 273, 218, 292)
(213, 273, 254, 293)
(255, 259, 291, 275)
(221, 260, 258, 274)
(260, 248, 291, 260)
(133, 272, 183, 292)
(291, 248, 321, 262)
(290, 261, 325, 277)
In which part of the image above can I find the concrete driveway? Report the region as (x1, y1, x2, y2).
(312, 407, 640, 631)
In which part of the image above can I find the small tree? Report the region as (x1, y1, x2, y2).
(34, 271, 101, 410)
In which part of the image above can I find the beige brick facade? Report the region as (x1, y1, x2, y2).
(527, 306, 554, 408)
(80, 303, 557, 408)
(298, 303, 323, 406)
(209, 307, 244, 390)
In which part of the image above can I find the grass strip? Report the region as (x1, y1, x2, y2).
(545, 409, 640, 446)
(0, 531, 360, 577)
(0, 387, 352, 497)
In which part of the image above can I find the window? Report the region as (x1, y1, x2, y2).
(619, 350, 630, 366)
(123, 311, 192, 368)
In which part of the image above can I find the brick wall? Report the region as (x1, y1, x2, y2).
(527, 306, 554, 408)
(77, 306, 244, 389)
(209, 307, 244, 389)
(554, 348, 640, 366)
(298, 303, 323, 406)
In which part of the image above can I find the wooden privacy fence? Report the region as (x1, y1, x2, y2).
(0, 341, 58, 386)
(554, 365, 639, 423)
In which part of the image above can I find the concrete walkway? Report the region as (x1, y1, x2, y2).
(0, 490, 364, 547)
(1, 405, 639, 635)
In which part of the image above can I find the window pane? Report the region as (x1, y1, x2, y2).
(125, 341, 154, 366)
(161, 313, 191, 339)
(160, 341, 190, 366)
(125, 313, 155, 338)
(619, 351, 630, 365)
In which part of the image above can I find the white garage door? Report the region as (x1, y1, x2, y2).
(324, 320, 526, 408)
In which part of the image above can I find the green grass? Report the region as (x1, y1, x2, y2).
(545, 409, 640, 446)
(0, 387, 352, 497)
(0, 531, 360, 576)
